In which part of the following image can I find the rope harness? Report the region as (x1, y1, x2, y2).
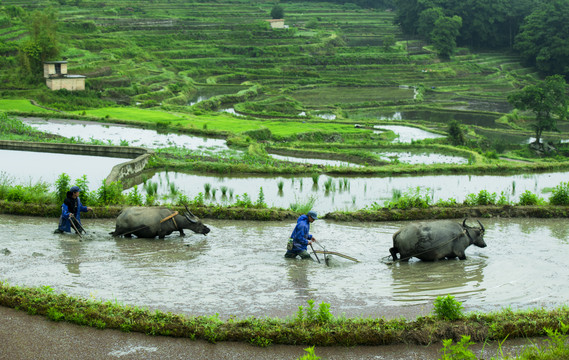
(383, 228, 473, 264)
(160, 211, 179, 230)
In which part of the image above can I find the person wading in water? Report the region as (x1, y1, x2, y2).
(285, 210, 318, 260)
(55, 185, 92, 234)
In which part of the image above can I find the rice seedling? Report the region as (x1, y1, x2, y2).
(324, 178, 333, 191)
(311, 173, 319, 185)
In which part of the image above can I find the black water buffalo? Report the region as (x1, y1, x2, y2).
(389, 219, 486, 261)
(111, 205, 210, 239)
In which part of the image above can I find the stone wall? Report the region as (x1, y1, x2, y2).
(0, 140, 153, 185)
(46, 76, 86, 91)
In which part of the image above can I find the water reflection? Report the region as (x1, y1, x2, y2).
(0, 149, 125, 186)
(269, 153, 362, 168)
(286, 261, 312, 301)
(137, 170, 569, 214)
(58, 236, 85, 275)
(20, 117, 229, 153)
(373, 125, 445, 143)
(389, 258, 486, 303)
(375, 151, 467, 165)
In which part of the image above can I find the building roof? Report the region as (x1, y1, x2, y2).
(44, 61, 68, 64)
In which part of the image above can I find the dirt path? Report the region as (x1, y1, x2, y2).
(0, 306, 541, 360)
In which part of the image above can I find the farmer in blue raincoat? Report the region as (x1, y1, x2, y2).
(55, 186, 92, 234)
(285, 210, 318, 260)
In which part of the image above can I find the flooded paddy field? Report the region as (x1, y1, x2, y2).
(19, 117, 229, 154)
(373, 124, 445, 143)
(19, 117, 460, 166)
(139, 170, 569, 213)
(0, 149, 125, 186)
(1, 215, 567, 320)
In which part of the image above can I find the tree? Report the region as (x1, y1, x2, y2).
(270, 4, 284, 19)
(508, 75, 568, 147)
(431, 15, 462, 59)
(447, 120, 466, 146)
(382, 34, 396, 51)
(514, 0, 569, 77)
(18, 8, 59, 82)
(417, 7, 443, 42)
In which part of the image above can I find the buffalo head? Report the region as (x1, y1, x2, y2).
(462, 219, 486, 248)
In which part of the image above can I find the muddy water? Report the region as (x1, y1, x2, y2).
(142, 170, 568, 214)
(1, 215, 568, 320)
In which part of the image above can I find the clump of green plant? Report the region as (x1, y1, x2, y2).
(55, 173, 71, 203)
(549, 182, 569, 205)
(439, 335, 476, 360)
(127, 185, 143, 205)
(311, 173, 319, 186)
(433, 295, 464, 321)
(323, 178, 333, 192)
(384, 187, 431, 209)
(233, 193, 254, 208)
(290, 194, 317, 214)
(435, 198, 458, 207)
(255, 187, 267, 208)
(95, 180, 125, 205)
(298, 346, 321, 360)
(295, 299, 334, 324)
(463, 190, 497, 206)
(204, 183, 211, 194)
(518, 190, 543, 206)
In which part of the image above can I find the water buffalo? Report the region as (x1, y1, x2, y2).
(111, 205, 210, 239)
(389, 219, 486, 261)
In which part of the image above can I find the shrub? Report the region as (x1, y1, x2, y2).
(549, 182, 569, 205)
(439, 335, 476, 360)
(96, 180, 124, 205)
(433, 294, 464, 321)
(55, 173, 71, 204)
(463, 190, 496, 206)
(518, 190, 543, 206)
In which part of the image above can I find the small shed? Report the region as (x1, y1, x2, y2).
(265, 19, 285, 29)
(43, 61, 86, 91)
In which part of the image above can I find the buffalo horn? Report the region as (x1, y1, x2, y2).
(462, 218, 470, 228)
(477, 220, 485, 233)
(183, 203, 198, 223)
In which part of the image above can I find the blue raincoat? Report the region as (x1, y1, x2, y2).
(287, 214, 313, 253)
(57, 194, 88, 233)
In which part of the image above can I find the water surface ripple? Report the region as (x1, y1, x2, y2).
(1, 216, 567, 320)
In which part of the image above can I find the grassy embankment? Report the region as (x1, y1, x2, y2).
(1, 281, 569, 355)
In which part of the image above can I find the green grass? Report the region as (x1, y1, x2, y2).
(0, 99, 57, 113)
(1, 280, 569, 350)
